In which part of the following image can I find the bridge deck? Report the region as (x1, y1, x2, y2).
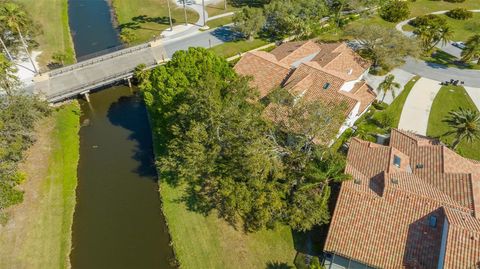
(35, 42, 167, 102)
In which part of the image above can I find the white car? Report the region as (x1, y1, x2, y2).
(452, 42, 466, 50)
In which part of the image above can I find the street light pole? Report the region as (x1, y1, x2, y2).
(183, 0, 188, 26)
(167, 0, 174, 31)
(202, 0, 206, 27)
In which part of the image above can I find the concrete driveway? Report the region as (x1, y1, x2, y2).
(364, 69, 415, 104)
(465, 86, 480, 111)
(398, 77, 442, 135)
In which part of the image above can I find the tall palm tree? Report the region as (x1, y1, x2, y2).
(377, 74, 400, 103)
(462, 34, 480, 64)
(443, 107, 480, 150)
(183, 0, 188, 25)
(0, 52, 19, 96)
(0, 24, 13, 61)
(166, 0, 174, 31)
(0, 3, 37, 74)
(416, 24, 454, 52)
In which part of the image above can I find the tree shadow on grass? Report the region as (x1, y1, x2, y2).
(118, 15, 177, 32)
(265, 261, 294, 269)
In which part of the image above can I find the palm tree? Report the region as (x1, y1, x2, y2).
(462, 34, 480, 64)
(0, 3, 37, 74)
(0, 24, 13, 61)
(377, 74, 400, 103)
(0, 52, 19, 96)
(166, 0, 173, 31)
(443, 107, 480, 150)
(416, 24, 454, 52)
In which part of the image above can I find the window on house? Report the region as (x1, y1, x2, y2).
(393, 155, 401, 167)
(429, 215, 437, 228)
(323, 82, 331, 90)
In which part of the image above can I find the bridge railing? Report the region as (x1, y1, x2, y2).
(46, 59, 160, 102)
(48, 43, 152, 78)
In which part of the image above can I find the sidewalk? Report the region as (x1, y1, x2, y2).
(398, 77, 442, 135)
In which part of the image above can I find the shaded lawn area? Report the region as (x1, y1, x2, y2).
(0, 102, 80, 269)
(427, 86, 480, 160)
(15, 0, 75, 68)
(206, 15, 233, 29)
(159, 183, 296, 269)
(332, 76, 420, 150)
(422, 49, 480, 70)
(210, 38, 270, 58)
(112, 0, 199, 44)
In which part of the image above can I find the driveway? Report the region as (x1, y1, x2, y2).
(398, 77, 442, 135)
(364, 69, 415, 104)
(465, 86, 480, 111)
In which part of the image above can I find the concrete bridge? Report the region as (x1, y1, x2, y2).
(34, 40, 168, 103)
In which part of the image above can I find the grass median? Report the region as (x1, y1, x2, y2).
(427, 85, 480, 160)
(0, 102, 80, 269)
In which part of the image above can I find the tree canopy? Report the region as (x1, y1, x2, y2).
(137, 48, 350, 232)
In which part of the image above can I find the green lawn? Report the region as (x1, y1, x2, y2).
(422, 49, 480, 70)
(112, 0, 199, 44)
(409, 0, 480, 17)
(206, 1, 239, 17)
(159, 183, 296, 269)
(206, 15, 233, 29)
(14, 0, 75, 68)
(0, 102, 80, 269)
(210, 38, 270, 58)
(427, 86, 480, 160)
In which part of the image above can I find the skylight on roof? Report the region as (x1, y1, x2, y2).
(429, 215, 437, 228)
(323, 82, 331, 90)
(393, 155, 401, 168)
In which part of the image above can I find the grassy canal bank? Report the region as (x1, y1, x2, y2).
(14, 0, 75, 67)
(0, 102, 80, 269)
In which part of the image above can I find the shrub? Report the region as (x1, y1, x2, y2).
(409, 14, 446, 27)
(446, 8, 473, 20)
(380, 0, 410, 22)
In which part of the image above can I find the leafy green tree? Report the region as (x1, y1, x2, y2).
(0, 2, 37, 73)
(346, 24, 421, 72)
(443, 107, 480, 150)
(233, 7, 265, 40)
(379, 0, 409, 23)
(413, 15, 454, 52)
(264, 0, 327, 39)
(462, 35, 480, 64)
(377, 74, 400, 102)
(0, 52, 18, 96)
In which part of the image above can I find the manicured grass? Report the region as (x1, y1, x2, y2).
(112, 0, 199, 44)
(159, 183, 296, 269)
(427, 86, 480, 160)
(206, 2, 239, 17)
(442, 13, 480, 42)
(408, 0, 480, 17)
(385, 75, 420, 128)
(210, 38, 269, 58)
(206, 15, 233, 29)
(0, 102, 80, 269)
(14, 0, 75, 67)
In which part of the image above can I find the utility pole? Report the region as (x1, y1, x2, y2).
(202, 0, 206, 27)
(224, 0, 227, 10)
(167, 0, 174, 31)
(183, 0, 188, 26)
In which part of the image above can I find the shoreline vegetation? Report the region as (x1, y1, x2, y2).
(0, 102, 80, 269)
(14, 0, 75, 67)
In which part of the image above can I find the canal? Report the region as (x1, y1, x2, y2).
(68, 1, 176, 268)
(70, 87, 176, 269)
(68, 0, 122, 60)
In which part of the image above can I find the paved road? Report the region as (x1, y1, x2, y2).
(398, 77, 442, 135)
(400, 57, 480, 88)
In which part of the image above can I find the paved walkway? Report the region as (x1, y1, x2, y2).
(364, 69, 415, 104)
(465, 86, 480, 111)
(398, 77, 442, 135)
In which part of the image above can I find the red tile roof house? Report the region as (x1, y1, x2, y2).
(234, 40, 376, 136)
(323, 129, 480, 269)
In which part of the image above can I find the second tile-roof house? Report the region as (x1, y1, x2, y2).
(323, 129, 480, 269)
(234, 40, 376, 135)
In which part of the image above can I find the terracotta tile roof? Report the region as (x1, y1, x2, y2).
(283, 62, 357, 117)
(270, 40, 322, 66)
(342, 81, 377, 116)
(233, 51, 290, 99)
(324, 129, 480, 268)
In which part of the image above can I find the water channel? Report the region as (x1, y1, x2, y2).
(68, 1, 176, 268)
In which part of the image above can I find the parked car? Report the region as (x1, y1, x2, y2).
(452, 42, 466, 50)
